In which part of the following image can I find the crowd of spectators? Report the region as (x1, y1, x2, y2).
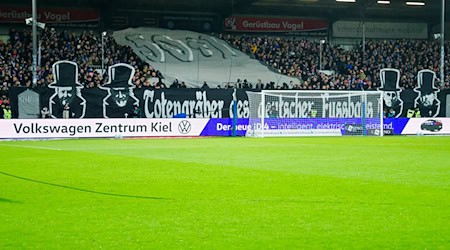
(2, 27, 450, 108)
(0, 28, 170, 94)
(220, 34, 450, 91)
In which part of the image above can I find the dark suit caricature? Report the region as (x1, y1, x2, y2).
(100, 63, 139, 118)
(48, 61, 86, 118)
(414, 70, 441, 117)
(378, 68, 403, 118)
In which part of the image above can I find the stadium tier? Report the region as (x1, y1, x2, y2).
(2, 27, 450, 91)
(1, 26, 450, 120)
(1, 1, 450, 249)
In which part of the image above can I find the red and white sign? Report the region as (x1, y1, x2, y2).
(0, 6, 99, 23)
(224, 16, 328, 32)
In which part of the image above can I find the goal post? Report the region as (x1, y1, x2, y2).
(246, 90, 384, 137)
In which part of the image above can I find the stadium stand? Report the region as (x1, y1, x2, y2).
(1, 27, 450, 108)
(220, 34, 450, 91)
(0, 28, 167, 99)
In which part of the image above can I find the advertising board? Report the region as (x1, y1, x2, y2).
(224, 16, 327, 33)
(1, 118, 449, 139)
(0, 119, 209, 139)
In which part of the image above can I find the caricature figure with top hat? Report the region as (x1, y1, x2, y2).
(48, 61, 86, 118)
(100, 63, 139, 118)
(379, 68, 403, 118)
(414, 69, 441, 117)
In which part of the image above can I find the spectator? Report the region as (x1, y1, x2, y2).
(387, 108, 396, 118)
(0, 103, 4, 118)
(3, 104, 11, 119)
(130, 104, 141, 118)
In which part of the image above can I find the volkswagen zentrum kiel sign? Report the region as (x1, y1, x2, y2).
(0, 119, 209, 139)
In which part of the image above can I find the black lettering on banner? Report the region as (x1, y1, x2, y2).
(150, 122, 159, 132)
(95, 122, 147, 133)
(49, 125, 61, 133)
(147, 122, 170, 132)
(34, 124, 42, 133)
(13, 123, 22, 133)
(81, 125, 91, 134)
(60, 126, 68, 134)
(69, 126, 76, 136)
(95, 123, 103, 133)
(8, 87, 449, 118)
(13, 123, 90, 136)
(135, 125, 147, 133)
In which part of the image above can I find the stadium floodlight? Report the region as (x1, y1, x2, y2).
(336, 0, 356, 2)
(377, 0, 390, 4)
(27, 0, 42, 87)
(101, 31, 107, 72)
(406, 1, 425, 6)
(319, 39, 325, 70)
(246, 90, 384, 137)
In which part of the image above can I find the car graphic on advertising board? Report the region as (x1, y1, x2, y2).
(420, 119, 443, 132)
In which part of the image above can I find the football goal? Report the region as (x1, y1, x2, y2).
(246, 90, 384, 137)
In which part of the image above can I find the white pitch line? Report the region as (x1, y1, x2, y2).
(0, 144, 63, 151)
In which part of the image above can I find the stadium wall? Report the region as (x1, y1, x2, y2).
(9, 88, 450, 119)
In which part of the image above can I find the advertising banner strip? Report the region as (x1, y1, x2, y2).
(332, 21, 427, 39)
(0, 6, 99, 23)
(0, 119, 209, 139)
(224, 16, 328, 32)
(200, 118, 449, 136)
(0, 118, 449, 139)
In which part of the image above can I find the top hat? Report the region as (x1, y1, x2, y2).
(49, 61, 83, 88)
(415, 69, 439, 94)
(379, 68, 401, 91)
(102, 63, 135, 88)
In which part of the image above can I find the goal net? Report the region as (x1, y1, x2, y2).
(246, 90, 384, 137)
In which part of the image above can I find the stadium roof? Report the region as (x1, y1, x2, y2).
(3, 0, 446, 24)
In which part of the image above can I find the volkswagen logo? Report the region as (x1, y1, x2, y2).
(178, 120, 192, 134)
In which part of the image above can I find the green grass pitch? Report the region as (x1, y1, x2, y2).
(0, 136, 449, 249)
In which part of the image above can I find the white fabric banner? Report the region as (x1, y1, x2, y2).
(113, 27, 300, 88)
